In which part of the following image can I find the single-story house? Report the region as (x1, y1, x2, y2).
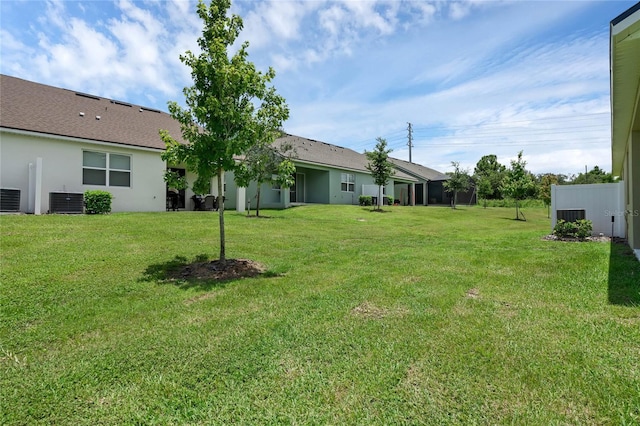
(610, 2, 640, 257)
(388, 157, 449, 206)
(388, 157, 476, 206)
(226, 134, 418, 209)
(0, 74, 186, 213)
(0, 74, 448, 213)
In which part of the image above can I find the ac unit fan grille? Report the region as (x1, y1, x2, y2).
(49, 192, 84, 214)
(0, 189, 21, 212)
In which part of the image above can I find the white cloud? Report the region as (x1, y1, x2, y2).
(35, 17, 120, 86)
(449, 1, 472, 20)
(271, 53, 298, 73)
(7, 0, 200, 105)
(40, 0, 67, 30)
(342, 1, 396, 35)
(319, 4, 348, 36)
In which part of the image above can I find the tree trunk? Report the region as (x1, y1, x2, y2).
(515, 200, 519, 220)
(256, 189, 261, 217)
(378, 185, 383, 211)
(217, 167, 226, 265)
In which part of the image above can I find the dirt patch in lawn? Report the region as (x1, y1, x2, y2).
(168, 258, 267, 282)
(351, 301, 408, 319)
(465, 288, 480, 299)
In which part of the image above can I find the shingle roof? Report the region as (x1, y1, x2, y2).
(0, 74, 184, 150)
(275, 134, 417, 182)
(388, 157, 449, 181)
(1, 75, 444, 182)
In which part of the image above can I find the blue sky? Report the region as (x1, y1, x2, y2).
(1, 0, 636, 176)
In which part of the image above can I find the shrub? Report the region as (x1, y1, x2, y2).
(359, 195, 372, 206)
(480, 198, 545, 208)
(386, 196, 393, 206)
(553, 219, 592, 240)
(84, 190, 112, 214)
(574, 219, 593, 239)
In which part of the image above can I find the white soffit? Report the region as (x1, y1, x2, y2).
(611, 4, 640, 175)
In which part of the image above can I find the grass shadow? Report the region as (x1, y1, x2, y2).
(358, 207, 392, 213)
(140, 254, 271, 291)
(140, 255, 198, 282)
(608, 240, 640, 306)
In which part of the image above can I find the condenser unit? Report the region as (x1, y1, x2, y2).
(49, 192, 84, 214)
(0, 188, 21, 212)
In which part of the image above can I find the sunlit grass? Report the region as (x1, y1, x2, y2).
(1, 205, 639, 424)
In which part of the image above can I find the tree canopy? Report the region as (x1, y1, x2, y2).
(570, 166, 615, 184)
(365, 137, 394, 210)
(538, 173, 558, 218)
(502, 151, 536, 220)
(160, 0, 289, 263)
(443, 161, 471, 209)
(234, 141, 295, 217)
(473, 154, 506, 200)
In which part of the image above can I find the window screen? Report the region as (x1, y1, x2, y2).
(83, 151, 131, 187)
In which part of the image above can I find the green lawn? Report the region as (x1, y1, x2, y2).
(1, 205, 639, 425)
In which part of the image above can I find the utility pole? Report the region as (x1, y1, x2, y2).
(407, 122, 413, 163)
(585, 165, 588, 184)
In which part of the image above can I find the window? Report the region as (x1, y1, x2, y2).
(83, 151, 106, 185)
(83, 151, 131, 187)
(341, 173, 355, 192)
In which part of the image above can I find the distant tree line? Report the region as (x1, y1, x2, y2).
(443, 152, 616, 219)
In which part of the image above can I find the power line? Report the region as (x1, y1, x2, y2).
(412, 138, 607, 148)
(345, 112, 611, 152)
(409, 112, 609, 134)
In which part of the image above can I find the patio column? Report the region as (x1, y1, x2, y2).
(236, 186, 246, 213)
(410, 182, 415, 206)
(28, 157, 43, 215)
(281, 186, 290, 208)
(425, 182, 429, 206)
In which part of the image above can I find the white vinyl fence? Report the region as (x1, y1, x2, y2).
(550, 182, 625, 237)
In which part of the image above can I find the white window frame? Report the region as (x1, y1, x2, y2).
(341, 173, 355, 192)
(83, 150, 131, 187)
(271, 174, 281, 190)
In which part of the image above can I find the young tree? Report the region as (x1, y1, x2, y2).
(476, 175, 493, 208)
(234, 142, 295, 217)
(538, 173, 559, 218)
(443, 161, 471, 209)
(365, 137, 394, 210)
(160, 0, 289, 265)
(473, 154, 506, 200)
(502, 151, 536, 220)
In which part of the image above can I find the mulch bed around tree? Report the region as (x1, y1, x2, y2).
(168, 258, 266, 281)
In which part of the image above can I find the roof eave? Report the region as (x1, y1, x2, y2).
(610, 3, 640, 176)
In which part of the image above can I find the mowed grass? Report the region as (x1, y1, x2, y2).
(1, 205, 639, 425)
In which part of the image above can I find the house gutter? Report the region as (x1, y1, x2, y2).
(291, 158, 417, 182)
